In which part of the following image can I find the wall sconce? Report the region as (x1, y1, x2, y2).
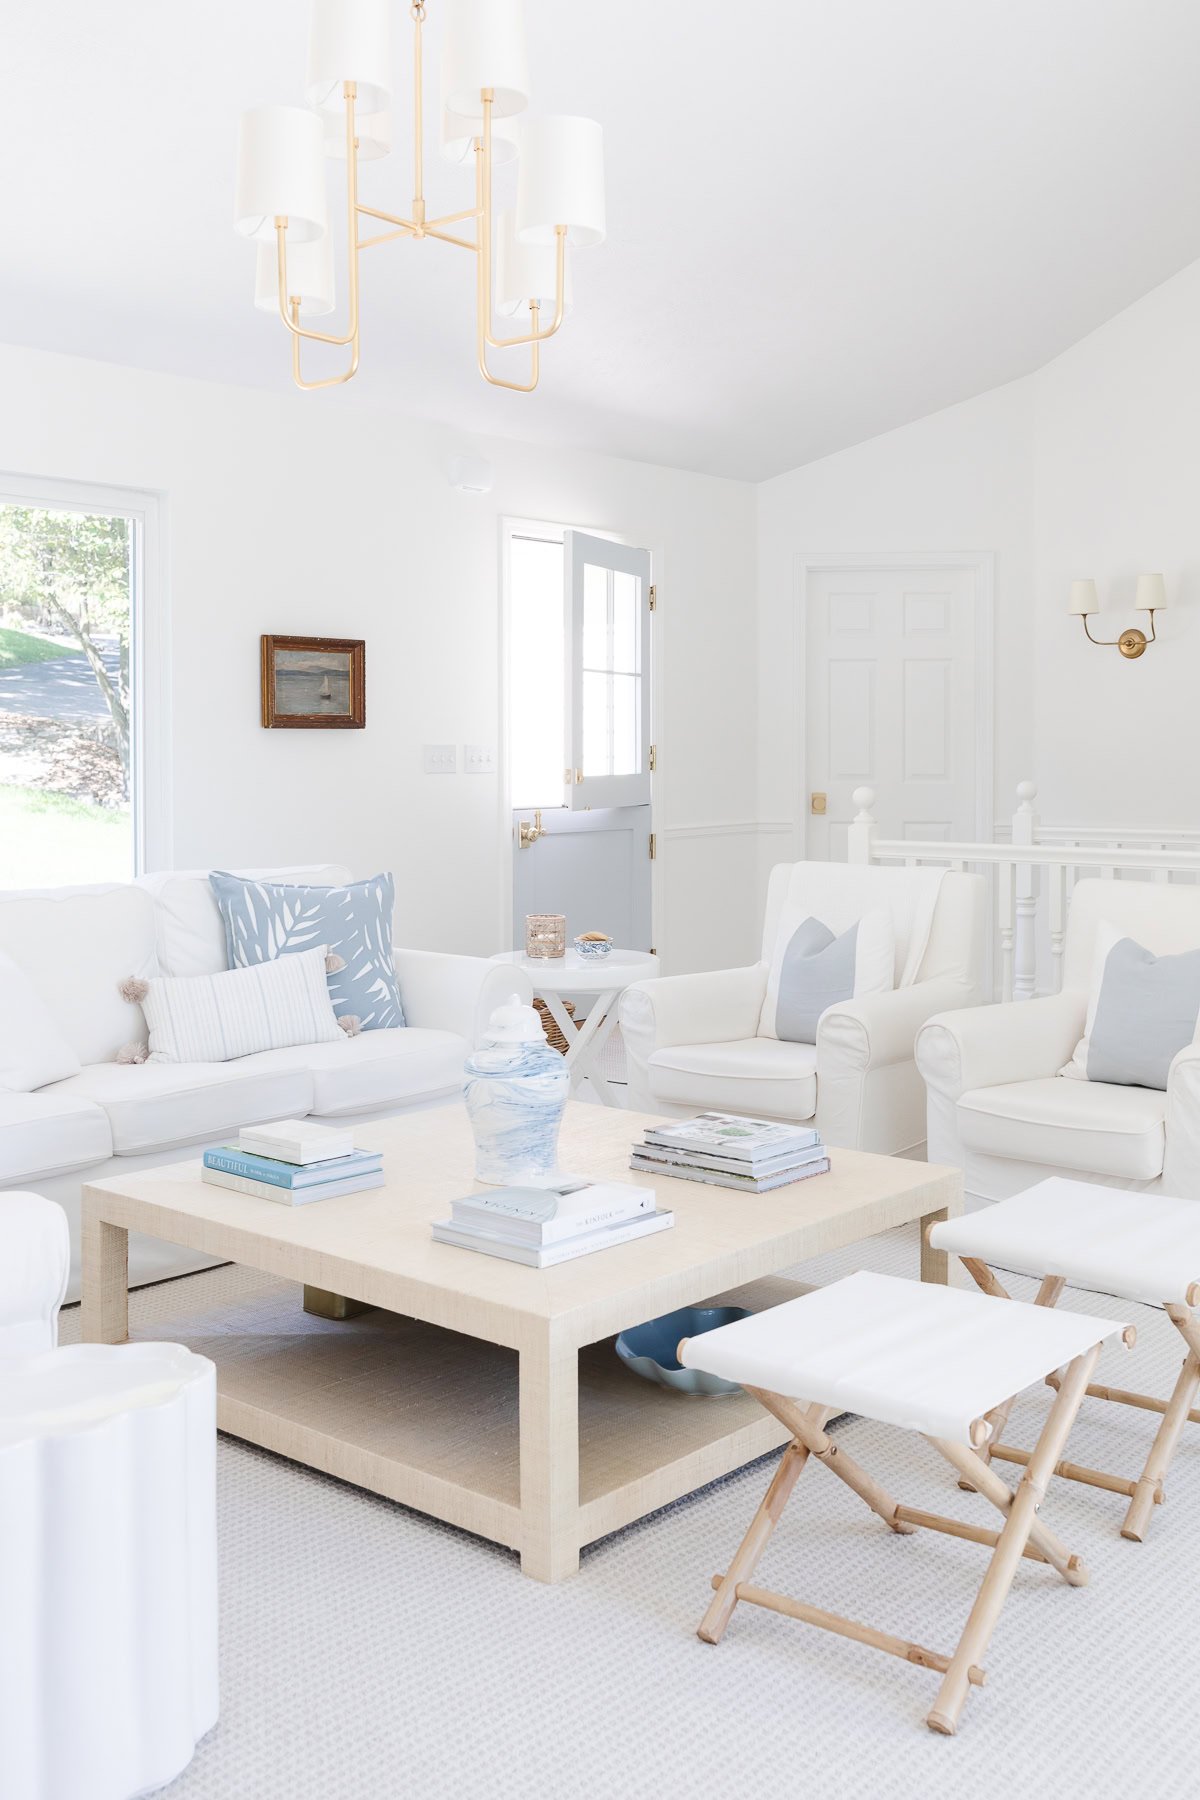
(1068, 573, 1166, 658)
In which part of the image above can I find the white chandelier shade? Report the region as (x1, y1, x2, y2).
(324, 107, 392, 160)
(255, 233, 336, 318)
(496, 209, 572, 317)
(516, 115, 606, 247)
(441, 105, 517, 166)
(235, 106, 328, 244)
(441, 0, 530, 119)
(306, 0, 393, 116)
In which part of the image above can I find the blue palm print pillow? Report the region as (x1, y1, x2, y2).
(209, 871, 405, 1031)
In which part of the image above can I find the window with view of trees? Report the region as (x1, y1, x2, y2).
(0, 500, 138, 886)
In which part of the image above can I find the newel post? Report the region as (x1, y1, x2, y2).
(847, 787, 878, 864)
(1012, 780, 1039, 1000)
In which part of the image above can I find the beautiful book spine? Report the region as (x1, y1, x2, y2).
(204, 1147, 380, 1187)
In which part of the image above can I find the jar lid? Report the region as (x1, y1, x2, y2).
(484, 993, 547, 1045)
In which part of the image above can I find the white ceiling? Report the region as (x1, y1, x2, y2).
(5, 0, 1200, 480)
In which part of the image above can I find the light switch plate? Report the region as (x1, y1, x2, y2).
(422, 744, 457, 774)
(463, 744, 496, 774)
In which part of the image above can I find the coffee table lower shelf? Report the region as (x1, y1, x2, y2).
(131, 1267, 806, 1570)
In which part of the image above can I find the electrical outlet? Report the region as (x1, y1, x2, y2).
(463, 744, 496, 774)
(422, 744, 457, 774)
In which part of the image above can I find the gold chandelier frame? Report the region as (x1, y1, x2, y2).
(271, 2, 566, 392)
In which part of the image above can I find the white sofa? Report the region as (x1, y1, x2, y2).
(0, 865, 529, 1296)
(917, 877, 1200, 1203)
(620, 863, 985, 1154)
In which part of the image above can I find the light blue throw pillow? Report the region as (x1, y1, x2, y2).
(209, 871, 405, 1031)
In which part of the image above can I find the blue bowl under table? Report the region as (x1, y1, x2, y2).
(615, 1304, 752, 1397)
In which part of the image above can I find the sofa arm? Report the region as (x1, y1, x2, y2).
(619, 965, 767, 1057)
(0, 1191, 70, 1357)
(915, 991, 1085, 1104)
(394, 950, 533, 1048)
(818, 976, 981, 1077)
(1163, 1044, 1200, 1199)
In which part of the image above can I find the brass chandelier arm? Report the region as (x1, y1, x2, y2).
(276, 82, 362, 351)
(473, 97, 539, 392)
(476, 94, 567, 350)
(290, 300, 361, 389)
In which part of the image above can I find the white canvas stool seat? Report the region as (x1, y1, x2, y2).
(681, 1270, 1130, 1735)
(930, 1176, 1200, 1541)
(0, 1342, 218, 1800)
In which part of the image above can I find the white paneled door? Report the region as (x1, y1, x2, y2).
(803, 559, 991, 857)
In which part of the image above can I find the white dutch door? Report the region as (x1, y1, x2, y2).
(803, 560, 989, 857)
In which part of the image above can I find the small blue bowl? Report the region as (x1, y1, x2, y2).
(573, 935, 614, 959)
(615, 1304, 752, 1396)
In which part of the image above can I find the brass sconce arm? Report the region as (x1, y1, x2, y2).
(1081, 611, 1158, 659)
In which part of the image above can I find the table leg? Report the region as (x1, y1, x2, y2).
(543, 987, 623, 1107)
(81, 1211, 129, 1344)
(519, 1332, 580, 1582)
(920, 1206, 950, 1286)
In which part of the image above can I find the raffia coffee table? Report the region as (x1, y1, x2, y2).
(81, 1104, 960, 1582)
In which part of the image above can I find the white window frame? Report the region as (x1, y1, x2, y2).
(565, 529, 653, 811)
(0, 471, 171, 875)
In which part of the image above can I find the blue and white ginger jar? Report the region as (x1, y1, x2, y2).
(463, 993, 570, 1184)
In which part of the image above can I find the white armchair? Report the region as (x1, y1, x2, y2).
(0, 1191, 69, 1359)
(620, 864, 985, 1153)
(917, 877, 1200, 1202)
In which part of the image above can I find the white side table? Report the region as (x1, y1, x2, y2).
(489, 948, 659, 1108)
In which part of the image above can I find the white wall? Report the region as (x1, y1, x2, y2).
(756, 253, 1200, 856)
(0, 344, 758, 971)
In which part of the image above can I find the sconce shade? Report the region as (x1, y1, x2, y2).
(255, 232, 336, 318)
(442, 0, 530, 119)
(306, 0, 393, 116)
(440, 107, 518, 167)
(516, 116, 606, 247)
(1067, 579, 1099, 617)
(1136, 572, 1167, 612)
(324, 108, 391, 160)
(235, 106, 327, 244)
(496, 209, 573, 316)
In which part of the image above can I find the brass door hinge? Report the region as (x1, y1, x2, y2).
(648, 583, 656, 611)
(648, 833, 656, 860)
(649, 743, 657, 772)
(575, 768, 583, 783)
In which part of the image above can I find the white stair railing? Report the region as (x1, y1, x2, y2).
(846, 782, 1200, 1000)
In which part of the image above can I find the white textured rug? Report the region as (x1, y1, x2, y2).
(61, 1227, 1199, 1800)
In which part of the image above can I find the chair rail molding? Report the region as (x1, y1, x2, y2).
(792, 549, 996, 852)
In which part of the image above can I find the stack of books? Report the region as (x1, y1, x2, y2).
(201, 1118, 385, 1205)
(432, 1175, 673, 1267)
(630, 1111, 830, 1193)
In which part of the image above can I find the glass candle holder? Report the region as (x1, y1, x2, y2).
(525, 913, 567, 959)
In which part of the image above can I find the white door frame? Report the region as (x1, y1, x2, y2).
(794, 550, 995, 854)
(498, 516, 662, 954)
(0, 469, 171, 874)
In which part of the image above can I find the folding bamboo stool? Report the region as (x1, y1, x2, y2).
(929, 1176, 1200, 1542)
(680, 1269, 1131, 1735)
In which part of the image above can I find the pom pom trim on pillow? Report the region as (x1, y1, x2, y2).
(119, 975, 150, 1005)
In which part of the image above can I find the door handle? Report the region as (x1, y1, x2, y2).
(518, 810, 544, 849)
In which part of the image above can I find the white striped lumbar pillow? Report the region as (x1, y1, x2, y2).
(142, 944, 343, 1064)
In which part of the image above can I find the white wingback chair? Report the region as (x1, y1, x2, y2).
(620, 863, 985, 1153)
(917, 878, 1200, 1202)
(0, 1191, 69, 1360)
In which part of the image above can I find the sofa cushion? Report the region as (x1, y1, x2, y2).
(0, 952, 82, 1092)
(243, 1028, 467, 1116)
(647, 1038, 819, 1121)
(957, 1076, 1166, 1180)
(0, 884, 156, 1066)
(0, 1092, 113, 1183)
(43, 1059, 314, 1156)
(137, 865, 353, 978)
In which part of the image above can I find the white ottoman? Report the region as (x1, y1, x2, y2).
(0, 1343, 218, 1800)
(0, 1192, 70, 1358)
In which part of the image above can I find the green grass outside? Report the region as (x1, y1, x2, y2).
(0, 623, 84, 668)
(0, 783, 131, 886)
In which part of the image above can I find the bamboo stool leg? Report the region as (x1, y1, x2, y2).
(747, 1387, 915, 1535)
(1122, 1304, 1200, 1541)
(957, 1265, 1064, 1479)
(698, 1435, 813, 1645)
(925, 1343, 1100, 1737)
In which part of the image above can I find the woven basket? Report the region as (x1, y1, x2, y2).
(535, 996, 575, 1055)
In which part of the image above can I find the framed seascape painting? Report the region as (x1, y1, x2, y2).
(261, 635, 366, 729)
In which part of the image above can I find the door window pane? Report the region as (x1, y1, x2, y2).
(581, 670, 609, 776)
(0, 503, 136, 886)
(611, 673, 639, 775)
(612, 570, 639, 674)
(509, 533, 566, 809)
(579, 562, 643, 780)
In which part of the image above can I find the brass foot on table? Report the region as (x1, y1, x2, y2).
(303, 1284, 372, 1321)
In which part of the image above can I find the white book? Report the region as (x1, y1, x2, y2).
(451, 1177, 654, 1244)
(202, 1167, 386, 1205)
(238, 1118, 356, 1166)
(643, 1112, 822, 1164)
(431, 1209, 674, 1267)
(630, 1154, 830, 1194)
